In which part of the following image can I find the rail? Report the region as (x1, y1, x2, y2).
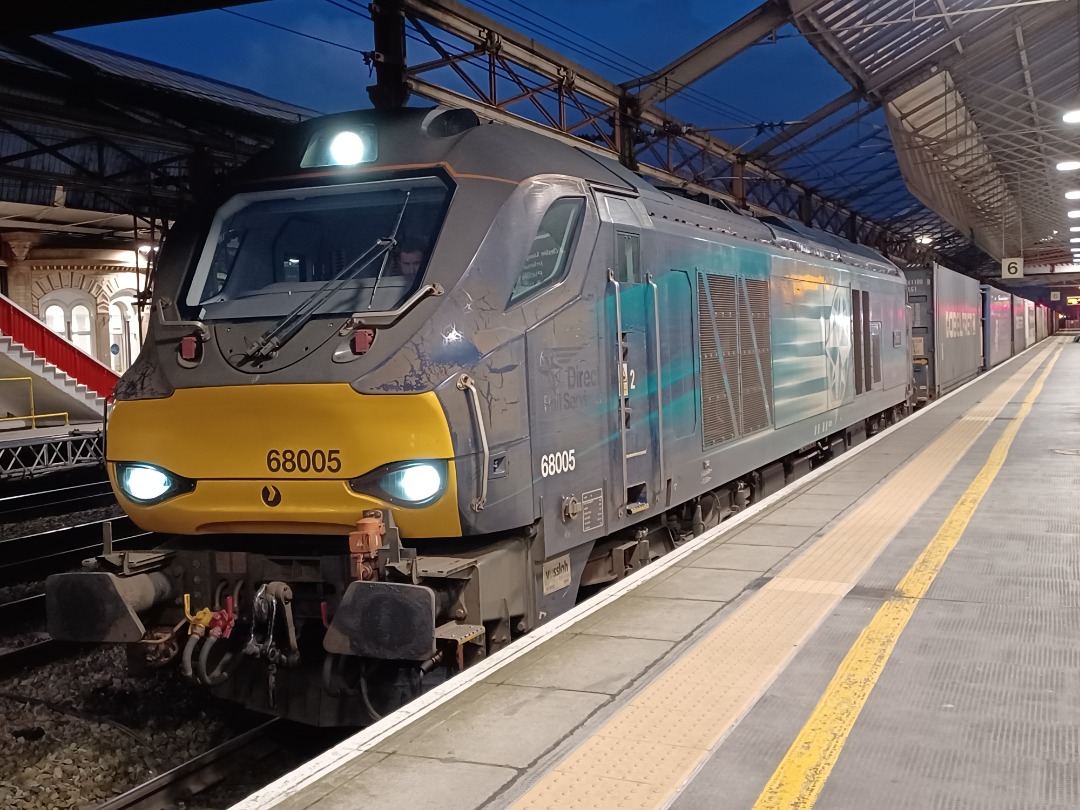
(95, 719, 284, 810)
(0, 293, 119, 399)
(0, 376, 69, 427)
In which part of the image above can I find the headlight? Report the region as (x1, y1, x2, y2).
(115, 462, 195, 505)
(300, 126, 378, 167)
(349, 460, 448, 507)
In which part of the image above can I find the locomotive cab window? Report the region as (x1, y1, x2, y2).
(184, 176, 452, 320)
(509, 197, 584, 305)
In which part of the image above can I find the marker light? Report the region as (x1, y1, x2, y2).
(116, 462, 194, 504)
(1064, 110, 1080, 124)
(329, 131, 366, 165)
(348, 460, 448, 506)
(1057, 161, 1080, 171)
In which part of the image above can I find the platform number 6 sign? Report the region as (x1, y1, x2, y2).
(1001, 258, 1023, 278)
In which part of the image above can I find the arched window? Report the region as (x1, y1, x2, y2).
(108, 293, 141, 372)
(44, 304, 66, 335)
(39, 290, 98, 357)
(70, 304, 93, 355)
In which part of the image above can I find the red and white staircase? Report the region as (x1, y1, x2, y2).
(0, 294, 119, 426)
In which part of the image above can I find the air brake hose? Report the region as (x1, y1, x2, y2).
(180, 633, 201, 679)
(196, 634, 241, 686)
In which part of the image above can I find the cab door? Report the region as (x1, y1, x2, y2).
(608, 227, 663, 518)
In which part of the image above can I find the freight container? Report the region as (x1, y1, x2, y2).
(905, 264, 982, 402)
(981, 285, 1012, 369)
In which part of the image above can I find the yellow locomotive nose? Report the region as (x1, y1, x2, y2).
(106, 384, 460, 537)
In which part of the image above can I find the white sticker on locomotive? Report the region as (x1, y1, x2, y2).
(540, 449, 576, 477)
(542, 555, 572, 595)
(581, 488, 604, 532)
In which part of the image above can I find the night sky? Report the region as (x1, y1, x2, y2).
(64, 0, 851, 133)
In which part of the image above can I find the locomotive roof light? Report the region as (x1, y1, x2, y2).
(300, 126, 378, 168)
(116, 462, 195, 505)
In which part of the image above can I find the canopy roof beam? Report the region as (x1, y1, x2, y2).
(622, 1, 791, 108)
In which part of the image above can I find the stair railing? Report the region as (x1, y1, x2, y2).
(0, 376, 70, 427)
(0, 294, 119, 399)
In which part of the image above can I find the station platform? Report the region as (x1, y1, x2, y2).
(234, 334, 1075, 810)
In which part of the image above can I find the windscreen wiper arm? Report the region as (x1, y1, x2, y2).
(366, 191, 412, 307)
(246, 193, 411, 360)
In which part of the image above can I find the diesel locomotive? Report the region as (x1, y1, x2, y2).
(47, 106, 913, 725)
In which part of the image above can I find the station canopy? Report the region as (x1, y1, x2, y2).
(2, 0, 1080, 293)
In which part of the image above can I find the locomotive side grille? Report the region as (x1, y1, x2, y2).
(698, 273, 737, 447)
(738, 278, 772, 434)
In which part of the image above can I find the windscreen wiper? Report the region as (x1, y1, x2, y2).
(366, 191, 413, 307)
(246, 193, 411, 360)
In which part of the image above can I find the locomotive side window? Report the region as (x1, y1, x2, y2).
(509, 197, 584, 304)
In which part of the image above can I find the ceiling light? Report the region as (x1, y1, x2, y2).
(1064, 110, 1080, 124)
(915, 235, 933, 245)
(1057, 161, 1080, 171)
(1069, 210, 1080, 218)
(1068, 191, 1080, 200)
(1071, 227, 1080, 232)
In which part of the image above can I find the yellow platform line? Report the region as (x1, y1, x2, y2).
(752, 345, 1062, 810)
(508, 342, 1061, 810)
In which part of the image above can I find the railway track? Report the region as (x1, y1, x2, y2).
(0, 594, 85, 678)
(0, 478, 117, 524)
(0, 637, 76, 678)
(92, 718, 351, 810)
(0, 515, 154, 585)
(0, 592, 45, 624)
(94, 719, 285, 810)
